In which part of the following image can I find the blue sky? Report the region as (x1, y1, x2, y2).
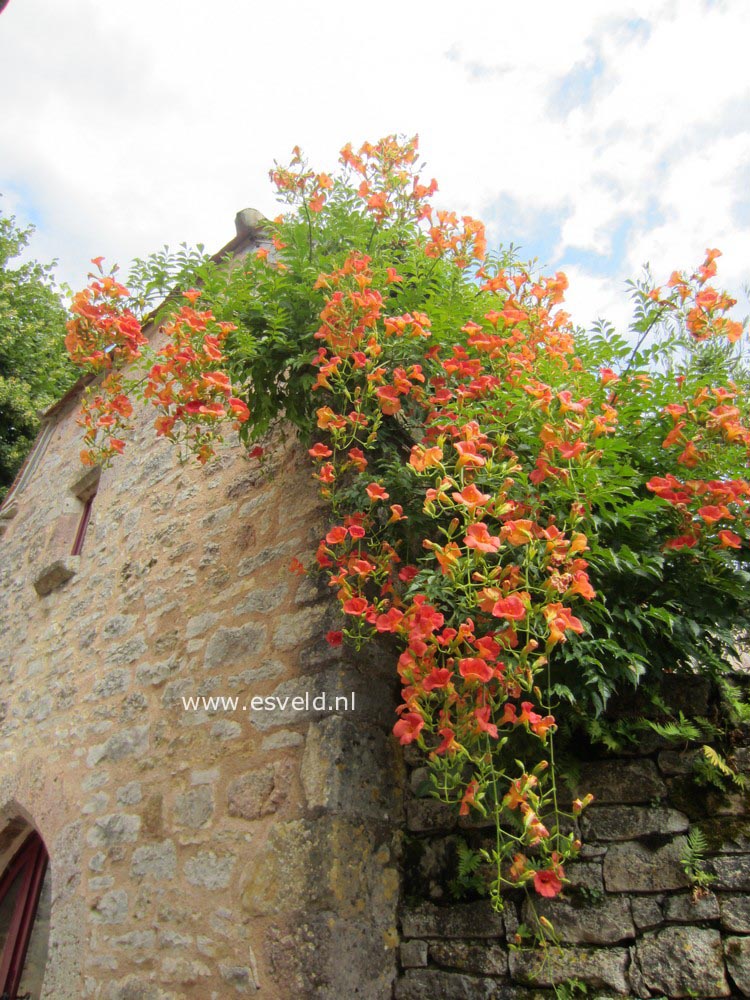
(0, 0, 748, 336)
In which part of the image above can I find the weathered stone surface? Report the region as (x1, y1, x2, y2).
(700, 817, 750, 854)
(92, 668, 131, 699)
(33, 557, 77, 596)
(242, 818, 399, 923)
(301, 715, 401, 821)
(173, 786, 214, 828)
(234, 582, 288, 615)
(130, 841, 177, 881)
(268, 910, 398, 999)
(107, 635, 148, 666)
(203, 622, 266, 670)
(395, 970, 514, 1000)
(583, 804, 689, 842)
(724, 935, 750, 996)
(218, 964, 259, 994)
(565, 860, 604, 893)
(577, 759, 667, 804)
(658, 749, 699, 775)
(105, 975, 172, 1000)
(116, 781, 142, 805)
(429, 940, 508, 976)
(522, 893, 635, 945)
(271, 605, 330, 650)
(720, 894, 750, 933)
(87, 813, 141, 848)
(183, 851, 235, 890)
(246, 670, 383, 731)
(509, 946, 630, 992)
(135, 659, 179, 687)
(400, 939, 428, 969)
(663, 890, 720, 923)
(159, 956, 211, 984)
(87, 724, 149, 766)
(227, 762, 290, 820)
(603, 839, 690, 892)
(636, 926, 730, 997)
(406, 798, 457, 832)
(707, 854, 750, 890)
(631, 895, 663, 931)
(401, 901, 505, 939)
(92, 889, 128, 924)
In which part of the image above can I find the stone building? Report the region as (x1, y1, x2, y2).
(0, 215, 403, 999)
(3, 213, 750, 999)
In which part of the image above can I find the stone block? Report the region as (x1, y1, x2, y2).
(636, 926, 730, 997)
(724, 935, 750, 996)
(227, 762, 290, 820)
(583, 804, 689, 842)
(658, 749, 699, 775)
(566, 860, 604, 894)
(130, 841, 177, 881)
(92, 889, 128, 925)
(33, 557, 78, 596)
(301, 715, 402, 822)
(268, 910, 398, 999)
(203, 622, 267, 670)
(707, 854, 750, 891)
(87, 814, 141, 849)
(399, 939, 428, 969)
(720, 894, 750, 933)
(87, 724, 149, 766)
(603, 839, 690, 892)
(92, 668, 131, 700)
(394, 970, 513, 999)
(401, 901, 505, 939)
(406, 798, 457, 832)
(429, 940, 508, 976)
(509, 945, 629, 992)
(522, 893, 635, 945)
(184, 851, 236, 890)
(663, 890, 720, 923)
(577, 759, 666, 804)
(631, 895, 663, 931)
(173, 786, 214, 829)
(242, 818, 398, 924)
(271, 605, 331, 651)
(218, 962, 260, 994)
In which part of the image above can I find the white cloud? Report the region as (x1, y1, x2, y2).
(0, 0, 747, 335)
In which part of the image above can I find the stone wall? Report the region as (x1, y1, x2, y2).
(0, 337, 402, 998)
(396, 732, 750, 998)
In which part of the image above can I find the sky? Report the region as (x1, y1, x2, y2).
(1, 0, 748, 335)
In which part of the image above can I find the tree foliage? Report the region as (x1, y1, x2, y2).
(0, 208, 76, 498)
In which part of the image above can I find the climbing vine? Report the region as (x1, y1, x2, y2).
(64, 136, 750, 921)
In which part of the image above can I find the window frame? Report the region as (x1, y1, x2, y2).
(0, 831, 48, 999)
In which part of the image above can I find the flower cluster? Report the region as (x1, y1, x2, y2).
(143, 290, 249, 464)
(67, 273, 248, 468)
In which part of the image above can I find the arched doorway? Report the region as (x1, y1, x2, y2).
(0, 828, 49, 1000)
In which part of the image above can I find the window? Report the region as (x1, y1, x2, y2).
(0, 831, 49, 999)
(70, 468, 100, 556)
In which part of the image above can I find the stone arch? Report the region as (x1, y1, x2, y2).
(0, 803, 51, 999)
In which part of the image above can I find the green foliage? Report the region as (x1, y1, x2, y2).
(126, 243, 210, 317)
(76, 135, 750, 920)
(0, 206, 76, 498)
(448, 837, 488, 900)
(696, 744, 747, 790)
(679, 827, 716, 891)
